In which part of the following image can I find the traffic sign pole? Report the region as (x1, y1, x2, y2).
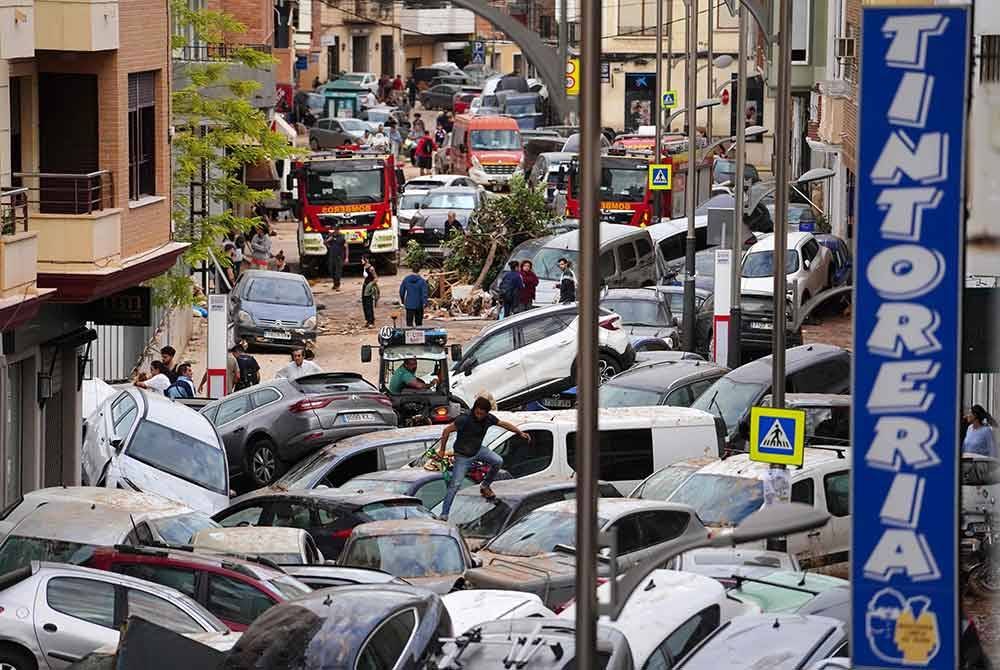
(654, 0, 663, 224)
(728, 3, 747, 369)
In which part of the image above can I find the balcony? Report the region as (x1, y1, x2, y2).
(0, 2, 35, 59)
(35, 0, 118, 52)
(173, 43, 277, 110)
(15, 171, 122, 272)
(0, 187, 38, 298)
(174, 42, 272, 62)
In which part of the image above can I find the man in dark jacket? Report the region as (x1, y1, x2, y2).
(498, 261, 524, 319)
(556, 257, 576, 304)
(325, 225, 348, 290)
(399, 267, 429, 326)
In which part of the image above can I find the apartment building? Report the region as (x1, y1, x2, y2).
(313, 0, 404, 84)
(0, 0, 186, 506)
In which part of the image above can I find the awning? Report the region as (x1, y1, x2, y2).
(245, 160, 280, 190)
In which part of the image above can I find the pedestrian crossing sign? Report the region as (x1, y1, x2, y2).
(649, 164, 672, 191)
(749, 406, 806, 466)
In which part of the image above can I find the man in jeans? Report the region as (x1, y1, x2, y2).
(437, 397, 530, 521)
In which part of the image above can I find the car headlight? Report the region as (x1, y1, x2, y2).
(303, 316, 317, 330)
(238, 310, 253, 325)
(471, 156, 482, 170)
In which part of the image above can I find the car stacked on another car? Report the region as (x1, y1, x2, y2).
(741, 231, 833, 310)
(200, 372, 397, 489)
(402, 186, 482, 256)
(340, 468, 477, 510)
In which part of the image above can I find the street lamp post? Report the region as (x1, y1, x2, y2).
(772, 0, 792, 411)
(665, 98, 721, 131)
(682, 0, 698, 352)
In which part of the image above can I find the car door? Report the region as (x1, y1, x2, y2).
(315, 119, 333, 147)
(35, 575, 120, 668)
(451, 326, 522, 405)
(211, 393, 255, 472)
(643, 605, 722, 670)
(786, 477, 824, 566)
(86, 392, 139, 486)
(204, 573, 277, 630)
(633, 235, 658, 284)
(515, 311, 575, 393)
(799, 238, 826, 297)
(820, 469, 850, 566)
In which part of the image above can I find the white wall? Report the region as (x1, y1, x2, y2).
(968, 7, 1000, 276)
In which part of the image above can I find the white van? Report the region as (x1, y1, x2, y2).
(81, 388, 230, 514)
(415, 407, 723, 494)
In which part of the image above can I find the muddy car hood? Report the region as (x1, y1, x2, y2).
(464, 550, 581, 605)
(405, 574, 466, 595)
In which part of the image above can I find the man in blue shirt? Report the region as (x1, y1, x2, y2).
(399, 266, 429, 326)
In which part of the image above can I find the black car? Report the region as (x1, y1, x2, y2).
(739, 290, 803, 362)
(225, 585, 451, 670)
(433, 478, 621, 550)
(200, 373, 397, 490)
(212, 489, 434, 559)
(691, 343, 851, 451)
(598, 359, 728, 408)
(402, 186, 481, 255)
(341, 468, 479, 510)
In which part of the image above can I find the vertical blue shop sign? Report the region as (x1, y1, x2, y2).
(853, 6, 969, 669)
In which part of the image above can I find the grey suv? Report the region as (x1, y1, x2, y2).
(201, 373, 397, 490)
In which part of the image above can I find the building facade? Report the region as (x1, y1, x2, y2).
(311, 0, 404, 85)
(0, 0, 186, 506)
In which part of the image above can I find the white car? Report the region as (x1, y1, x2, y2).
(191, 527, 325, 565)
(741, 231, 832, 309)
(398, 176, 479, 231)
(0, 562, 227, 670)
(450, 303, 636, 408)
(340, 71, 378, 95)
(443, 590, 555, 634)
(82, 388, 230, 514)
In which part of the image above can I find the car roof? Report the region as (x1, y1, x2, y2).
(691, 448, 847, 480)
(239, 269, 310, 283)
(454, 476, 578, 500)
(313, 424, 445, 454)
(546, 223, 647, 251)
(538, 498, 694, 518)
(17, 487, 194, 517)
(491, 406, 718, 430)
(349, 518, 457, 538)
(235, 488, 422, 507)
(5, 499, 190, 546)
(92, 545, 286, 581)
(476, 303, 578, 335)
(193, 526, 308, 553)
(120, 388, 220, 447)
(727, 344, 848, 383)
(605, 360, 727, 391)
(747, 231, 813, 252)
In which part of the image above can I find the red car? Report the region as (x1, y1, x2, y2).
(85, 545, 311, 631)
(453, 91, 479, 115)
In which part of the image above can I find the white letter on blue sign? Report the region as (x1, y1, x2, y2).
(881, 14, 949, 70)
(867, 416, 940, 471)
(876, 188, 942, 241)
(864, 528, 941, 582)
(871, 131, 948, 185)
(866, 245, 946, 300)
(880, 472, 926, 528)
(888, 72, 934, 128)
(867, 303, 941, 358)
(867, 360, 941, 414)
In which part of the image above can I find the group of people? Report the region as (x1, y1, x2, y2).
(135, 344, 262, 399)
(219, 223, 288, 290)
(496, 257, 576, 318)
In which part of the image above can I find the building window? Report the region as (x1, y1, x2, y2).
(128, 71, 156, 200)
(618, 0, 655, 37)
(981, 35, 1000, 83)
(540, 15, 553, 39)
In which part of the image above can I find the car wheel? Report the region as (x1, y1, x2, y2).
(0, 645, 37, 670)
(309, 137, 320, 150)
(598, 353, 621, 383)
(246, 438, 285, 488)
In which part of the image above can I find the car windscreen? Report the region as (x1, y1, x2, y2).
(470, 129, 521, 150)
(422, 193, 476, 210)
(691, 377, 767, 433)
(599, 383, 664, 408)
(601, 299, 664, 327)
(398, 194, 426, 210)
(487, 510, 607, 557)
(128, 421, 228, 495)
(343, 478, 412, 496)
(342, 535, 465, 578)
(245, 278, 313, 306)
(151, 512, 221, 545)
(0, 536, 97, 575)
(506, 102, 538, 116)
(306, 168, 385, 205)
(741, 250, 800, 278)
(265, 553, 305, 565)
(360, 502, 434, 522)
(668, 473, 764, 526)
(434, 496, 512, 538)
(532, 248, 579, 281)
(631, 464, 699, 500)
(599, 168, 647, 202)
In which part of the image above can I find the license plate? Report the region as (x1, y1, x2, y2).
(345, 230, 365, 244)
(404, 330, 425, 344)
(337, 412, 380, 425)
(265, 330, 292, 340)
(543, 398, 573, 408)
(750, 321, 773, 330)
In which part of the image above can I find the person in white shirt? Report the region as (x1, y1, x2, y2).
(135, 361, 172, 395)
(275, 349, 323, 381)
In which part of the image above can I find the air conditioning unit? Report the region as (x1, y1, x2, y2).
(836, 37, 856, 61)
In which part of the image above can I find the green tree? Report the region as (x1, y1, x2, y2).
(443, 175, 557, 289)
(156, 0, 301, 306)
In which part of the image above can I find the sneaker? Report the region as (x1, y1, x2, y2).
(480, 485, 495, 499)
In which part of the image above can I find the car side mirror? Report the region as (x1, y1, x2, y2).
(451, 344, 463, 362)
(461, 358, 477, 375)
(111, 437, 124, 453)
(361, 345, 372, 363)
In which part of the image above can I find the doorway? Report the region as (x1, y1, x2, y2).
(352, 35, 369, 72)
(38, 73, 99, 214)
(380, 35, 394, 77)
(10, 77, 21, 186)
(327, 39, 340, 79)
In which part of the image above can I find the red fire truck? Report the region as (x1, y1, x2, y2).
(287, 151, 403, 275)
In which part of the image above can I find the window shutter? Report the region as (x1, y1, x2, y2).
(128, 71, 156, 111)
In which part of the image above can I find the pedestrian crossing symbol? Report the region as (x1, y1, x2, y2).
(749, 406, 806, 466)
(649, 164, 672, 191)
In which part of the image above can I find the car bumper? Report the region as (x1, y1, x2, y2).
(236, 325, 318, 348)
(469, 168, 521, 189)
(278, 424, 392, 463)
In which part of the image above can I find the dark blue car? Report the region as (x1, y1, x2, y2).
(815, 234, 852, 287)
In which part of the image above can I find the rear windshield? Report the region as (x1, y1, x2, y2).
(487, 510, 607, 557)
(601, 299, 664, 327)
(342, 535, 465, 578)
(128, 421, 228, 495)
(293, 376, 377, 393)
(360, 502, 434, 522)
(423, 193, 476, 210)
(0, 536, 96, 575)
(244, 278, 313, 306)
(274, 450, 339, 489)
(631, 464, 698, 500)
(435, 497, 512, 539)
(599, 384, 663, 408)
(669, 473, 763, 526)
(151, 512, 220, 546)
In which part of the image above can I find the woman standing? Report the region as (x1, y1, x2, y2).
(963, 404, 997, 457)
(249, 225, 271, 269)
(518, 259, 539, 313)
(361, 256, 380, 327)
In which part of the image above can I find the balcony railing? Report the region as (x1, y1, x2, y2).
(14, 171, 115, 216)
(176, 43, 273, 62)
(0, 187, 29, 236)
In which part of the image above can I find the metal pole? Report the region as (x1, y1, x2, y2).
(728, 3, 746, 368)
(559, 0, 569, 120)
(706, 0, 713, 145)
(666, 0, 673, 90)
(681, 0, 698, 351)
(654, 0, 664, 222)
(772, 0, 791, 408)
(575, 0, 601, 663)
